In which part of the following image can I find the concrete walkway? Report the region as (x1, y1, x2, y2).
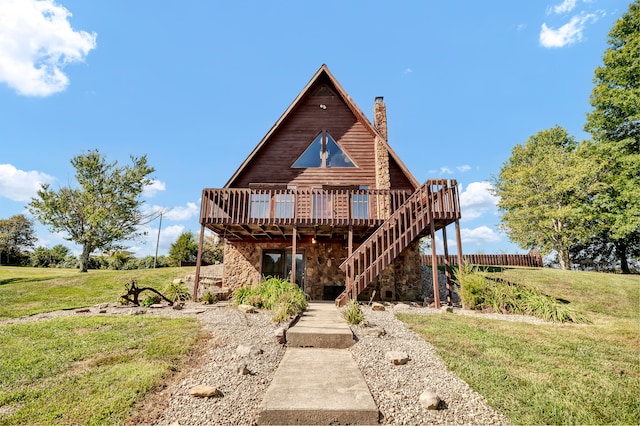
(257, 302, 379, 425)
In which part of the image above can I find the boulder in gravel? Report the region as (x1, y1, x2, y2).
(172, 302, 184, 310)
(385, 351, 410, 365)
(238, 304, 257, 313)
(236, 344, 263, 357)
(237, 363, 250, 375)
(172, 278, 184, 284)
(371, 302, 386, 311)
(75, 308, 90, 313)
(274, 327, 286, 344)
(419, 389, 441, 410)
(189, 385, 221, 398)
(361, 326, 386, 338)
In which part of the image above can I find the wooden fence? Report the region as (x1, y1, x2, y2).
(421, 253, 543, 268)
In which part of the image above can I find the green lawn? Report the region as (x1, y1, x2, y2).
(0, 266, 193, 319)
(0, 266, 204, 425)
(398, 268, 639, 425)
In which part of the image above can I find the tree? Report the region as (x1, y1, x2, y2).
(30, 244, 70, 267)
(169, 231, 198, 265)
(29, 150, 155, 272)
(583, 1, 640, 273)
(492, 127, 601, 270)
(201, 233, 224, 264)
(0, 214, 37, 265)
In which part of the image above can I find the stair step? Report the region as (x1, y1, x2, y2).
(257, 348, 378, 425)
(287, 302, 354, 348)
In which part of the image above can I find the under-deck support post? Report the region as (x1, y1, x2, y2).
(291, 226, 297, 288)
(455, 218, 464, 271)
(347, 225, 353, 299)
(193, 223, 206, 301)
(430, 219, 440, 309)
(442, 225, 452, 306)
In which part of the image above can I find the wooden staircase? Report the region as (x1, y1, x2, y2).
(336, 180, 460, 307)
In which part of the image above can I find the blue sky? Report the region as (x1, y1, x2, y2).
(0, 0, 631, 257)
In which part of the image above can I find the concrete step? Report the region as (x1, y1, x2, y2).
(286, 302, 354, 349)
(257, 348, 378, 425)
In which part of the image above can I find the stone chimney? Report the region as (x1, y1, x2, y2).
(374, 97, 391, 217)
(374, 96, 388, 141)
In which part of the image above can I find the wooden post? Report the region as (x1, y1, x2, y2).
(291, 226, 297, 287)
(455, 218, 464, 271)
(430, 219, 440, 309)
(347, 225, 353, 299)
(442, 225, 452, 306)
(193, 223, 206, 301)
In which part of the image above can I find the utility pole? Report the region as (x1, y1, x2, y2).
(154, 211, 163, 268)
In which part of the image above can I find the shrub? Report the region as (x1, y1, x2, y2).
(164, 281, 191, 302)
(141, 294, 161, 307)
(454, 263, 489, 309)
(341, 299, 364, 324)
(202, 292, 217, 305)
(232, 276, 308, 322)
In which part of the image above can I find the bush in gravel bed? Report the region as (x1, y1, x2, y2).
(232, 276, 308, 321)
(341, 299, 364, 324)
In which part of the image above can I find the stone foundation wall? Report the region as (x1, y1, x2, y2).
(222, 239, 422, 302)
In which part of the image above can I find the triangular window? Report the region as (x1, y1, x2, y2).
(292, 132, 356, 168)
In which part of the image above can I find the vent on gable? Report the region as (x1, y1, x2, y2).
(312, 85, 335, 97)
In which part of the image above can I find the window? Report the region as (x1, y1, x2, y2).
(274, 193, 294, 219)
(250, 193, 270, 219)
(312, 193, 332, 219)
(352, 190, 369, 219)
(292, 131, 356, 168)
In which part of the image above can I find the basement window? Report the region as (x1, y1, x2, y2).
(292, 131, 356, 168)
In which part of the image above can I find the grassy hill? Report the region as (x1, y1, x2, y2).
(399, 267, 639, 425)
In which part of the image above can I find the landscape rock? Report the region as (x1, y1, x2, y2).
(129, 309, 146, 315)
(360, 326, 386, 338)
(419, 389, 441, 410)
(75, 308, 90, 313)
(385, 351, 410, 365)
(237, 363, 250, 375)
(98, 309, 107, 314)
(274, 327, 286, 344)
(238, 304, 257, 314)
(150, 304, 164, 309)
(172, 302, 184, 310)
(441, 305, 454, 313)
(172, 278, 184, 285)
(189, 385, 221, 398)
(371, 302, 386, 311)
(236, 344, 263, 357)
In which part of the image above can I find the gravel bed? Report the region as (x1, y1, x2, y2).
(350, 304, 510, 425)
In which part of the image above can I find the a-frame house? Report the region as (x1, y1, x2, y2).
(194, 65, 462, 306)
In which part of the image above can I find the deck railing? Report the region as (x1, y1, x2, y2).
(199, 187, 415, 227)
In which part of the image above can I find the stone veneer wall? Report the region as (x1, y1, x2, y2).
(222, 239, 422, 302)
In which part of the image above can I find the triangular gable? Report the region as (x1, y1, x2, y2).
(224, 64, 420, 189)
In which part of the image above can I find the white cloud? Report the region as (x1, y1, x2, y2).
(540, 12, 599, 48)
(0, 0, 97, 96)
(142, 179, 166, 198)
(456, 165, 471, 173)
(0, 164, 55, 201)
(459, 181, 499, 221)
(165, 202, 199, 221)
(145, 202, 199, 222)
(403, 68, 413, 74)
(548, 0, 578, 15)
(461, 226, 502, 245)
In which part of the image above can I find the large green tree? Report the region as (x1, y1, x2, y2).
(29, 150, 155, 272)
(492, 127, 601, 270)
(0, 214, 36, 265)
(169, 231, 198, 265)
(583, 1, 640, 273)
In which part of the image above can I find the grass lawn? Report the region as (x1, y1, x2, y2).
(0, 315, 204, 425)
(0, 266, 193, 319)
(398, 268, 639, 425)
(0, 266, 205, 425)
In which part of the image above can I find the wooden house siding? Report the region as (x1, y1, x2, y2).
(230, 80, 380, 189)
